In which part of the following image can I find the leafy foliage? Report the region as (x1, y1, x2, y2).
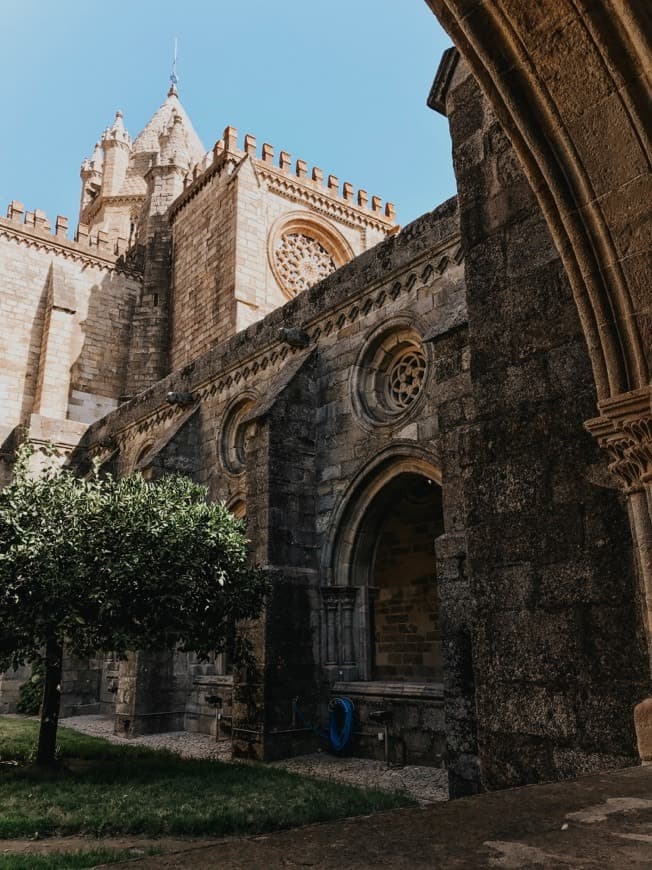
(0, 442, 268, 672)
(16, 662, 44, 715)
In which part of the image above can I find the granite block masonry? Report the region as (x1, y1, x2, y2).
(1, 45, 649, 801)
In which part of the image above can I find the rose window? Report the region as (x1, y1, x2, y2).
(274, 233, 336, 296)
(351, 324, 429, 427)
(386, 348, 426, 411)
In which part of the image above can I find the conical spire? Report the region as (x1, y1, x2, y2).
(103, 109, 130, 146)
(132, 91, 204, 165)
(90, 141, 103, 170)
(160, 113, 190, 169)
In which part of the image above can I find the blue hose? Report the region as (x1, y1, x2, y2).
(329, 696, 354, 753)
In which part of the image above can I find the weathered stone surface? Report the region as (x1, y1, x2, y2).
(2, 19, 650, 804)
(634, 698, 652, 765)
(442, 58, 649, 795)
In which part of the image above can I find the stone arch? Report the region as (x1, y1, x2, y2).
(327, 447, 443, 584)
(133, 441, 155, 479)
(324, 446, 444, 681)
(426, 1, 650, 404)
(425, 3, 652, 773)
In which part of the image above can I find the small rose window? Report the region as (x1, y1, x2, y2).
(386, 348, 427, 411)
(274, 232, 336, 296)
(352, 325, 429, 426)
(220, 397, 256, 475)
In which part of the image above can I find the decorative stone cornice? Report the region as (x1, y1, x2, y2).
(254, 162, 394, 234)
(169, 125, 397, 234)
(81, 193, 145, 226)
(586, 387, 652, 492)
(0, 216, 140, 277)
(427, 46, 459, 116)
(81, 230, 463, 454)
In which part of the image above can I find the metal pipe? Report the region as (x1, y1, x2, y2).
(124, 710, 186, 718)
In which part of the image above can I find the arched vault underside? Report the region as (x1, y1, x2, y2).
(426, 4, 652, 687)
(426, 0, 651, 409)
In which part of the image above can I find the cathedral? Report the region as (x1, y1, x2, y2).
(0, 81, 394, 462)
(1, 28, 650, 800)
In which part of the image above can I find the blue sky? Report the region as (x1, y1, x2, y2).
(2, 1, 455, 232)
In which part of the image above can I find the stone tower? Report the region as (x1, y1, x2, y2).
(78, 84, 205, 252)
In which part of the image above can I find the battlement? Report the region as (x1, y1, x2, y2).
(4, 201, 132, 262)
(179, 126, 396, 227)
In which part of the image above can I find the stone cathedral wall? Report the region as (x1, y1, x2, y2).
(78, 199, 466, 756)
(439, 57, 649, 795)
(76, 54, 650, 792)
(169, 129, 393, 372)
(0, 208, 141, 449)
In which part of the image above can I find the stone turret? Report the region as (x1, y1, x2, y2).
(100, 110, 131, 197)
(79, 141, 103, 213)
(160, 113, 191, 172)
(77, 88, 205, 253)
(125, 93, 204, 396)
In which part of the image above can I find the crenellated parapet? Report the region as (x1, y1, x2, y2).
(171, 125, 397, 233)
(2, 201, 139, 271)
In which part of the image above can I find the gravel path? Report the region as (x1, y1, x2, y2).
(61, 715, 231, 761)
(61, 714, 449, 804)
(270, 752, 448, 804)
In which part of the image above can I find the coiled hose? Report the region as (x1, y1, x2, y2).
(328, 696, 354, 753)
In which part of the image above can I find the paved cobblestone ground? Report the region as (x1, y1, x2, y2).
(103, 766, 652, 869)
(61, 715, 448, 803)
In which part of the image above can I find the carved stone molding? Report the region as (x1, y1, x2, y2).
(82, 236, 462, 457)
(586, 388, 652, 493)
(321, 586, 358, 669)
(0, 218, 139, 276)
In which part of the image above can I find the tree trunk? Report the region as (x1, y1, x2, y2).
(36, 635, 63, 765)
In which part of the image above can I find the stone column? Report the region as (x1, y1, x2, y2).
(341, 589, 357, 666)
(321, 587, 360, 680)
(324, 597, 339, 667)
(586, 392, 652, 763)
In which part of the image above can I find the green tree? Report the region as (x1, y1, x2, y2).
(0, 445, 267, 765)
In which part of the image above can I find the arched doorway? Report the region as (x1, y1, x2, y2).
(365, 472, 444, 682)
(326, 452, 445, 683)
(325, 452, 447, 765)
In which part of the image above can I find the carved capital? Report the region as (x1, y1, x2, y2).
(603, 432, 650, 493)
(321, 586, 358, 606)
(586, 388, 652, 493)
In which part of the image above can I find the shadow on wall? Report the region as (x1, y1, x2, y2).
(66, 268, 139, 425)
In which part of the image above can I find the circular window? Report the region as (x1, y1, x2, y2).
(386, 347, 427, 412)
(274, 232, 336, 296)
(220, 396, 256, 475)
(352, 324, 428, 427)
(268, 213, 354, 299)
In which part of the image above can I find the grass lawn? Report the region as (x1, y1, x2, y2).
(0, 717, 413, 839)
(0, 847, 159, 869)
